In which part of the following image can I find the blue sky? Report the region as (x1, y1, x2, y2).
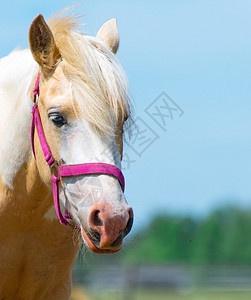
(1, 0, 251, 232)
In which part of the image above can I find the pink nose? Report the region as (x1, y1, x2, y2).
(86, 203, 133, 251)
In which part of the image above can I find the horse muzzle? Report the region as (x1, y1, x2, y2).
(81, 203, 133, 253)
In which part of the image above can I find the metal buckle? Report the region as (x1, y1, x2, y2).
(49, 160, 59, 177)
(50, 160, 66, 189)
(33, 94, 38, 105)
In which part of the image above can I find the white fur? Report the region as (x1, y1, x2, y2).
(59, 115, 128, 226)
(0, 49, 37, 188)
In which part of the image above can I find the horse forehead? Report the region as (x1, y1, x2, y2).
(45, 68, 71, 100)
(41, 68, 82, 120)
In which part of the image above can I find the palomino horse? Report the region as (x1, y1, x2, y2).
(0, 12, 133, 299)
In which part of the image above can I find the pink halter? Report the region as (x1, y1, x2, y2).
(31, 74, 125, 227)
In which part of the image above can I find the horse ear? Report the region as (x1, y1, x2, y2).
(28, 14, 60, 77)
(96, 19, 119, 54)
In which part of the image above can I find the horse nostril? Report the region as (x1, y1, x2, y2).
(124, 208, 134, 236)
(90, 209, 103, 227)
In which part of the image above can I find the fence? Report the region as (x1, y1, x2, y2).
(72, 263, 251, 292)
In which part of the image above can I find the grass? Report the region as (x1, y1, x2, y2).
(71, 287, 251, 300)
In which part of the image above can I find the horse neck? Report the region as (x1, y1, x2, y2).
(3, 158, 51, 219)
(0, 49, 36, 186)
(0, 49, 52, 222)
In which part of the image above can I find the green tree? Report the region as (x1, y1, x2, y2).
(124, 215, 197, 264)
(124, 206, 251, 265)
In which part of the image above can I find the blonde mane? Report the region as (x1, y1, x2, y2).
(48, 14, 131, 137)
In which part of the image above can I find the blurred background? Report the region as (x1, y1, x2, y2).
(1, 0, 251, 299)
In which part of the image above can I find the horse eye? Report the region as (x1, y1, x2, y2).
(49, 113, 66, 127)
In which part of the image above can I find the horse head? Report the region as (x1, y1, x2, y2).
(28, 14, 133, 254)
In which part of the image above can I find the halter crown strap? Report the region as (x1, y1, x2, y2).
(33, 73, 40, 98)
(31, 73, 125, 227)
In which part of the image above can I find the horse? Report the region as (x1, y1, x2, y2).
(0, 12, 133, 299)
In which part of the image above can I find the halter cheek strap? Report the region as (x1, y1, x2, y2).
(31, 74, 125, 227)
(32, 105, 55, 166)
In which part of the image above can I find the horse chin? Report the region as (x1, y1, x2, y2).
(81, 226, 121, 254)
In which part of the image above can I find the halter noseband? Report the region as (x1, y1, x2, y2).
(31, 74, 125, 227)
